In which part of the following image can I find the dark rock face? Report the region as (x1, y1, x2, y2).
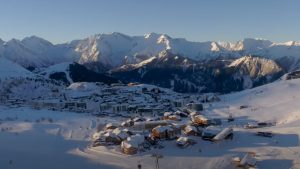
(49, 72, 69, 85)
(69, 63, 119, 84)
(46, 62, 119, 85)
(111, 52, 285, 93)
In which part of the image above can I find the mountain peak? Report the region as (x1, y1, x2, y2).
(144, 32, 161, 39)
(22, 36, 53, 46)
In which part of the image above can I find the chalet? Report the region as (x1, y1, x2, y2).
(92, 131, 107, 147)
(103, 131, 122, 145)
(133, 117, 145, 123)
(238, 152, 257, 168)
(105, 123, 118, 130)
(132, 120, 169, 131)
(192, 115, 209, 126)
(184, 125, 201, 136)
(152, 125, 181, 140)
(202, 126, 222, 140)
(121, 119, 134, 127)
(112, 128, 129, 141)
(121, 134, 145, 155)
(176, 136, 196, 148)
(163, 112, 173, 118)
(212, 127, 233, 141)
(165, 114, 181, 121)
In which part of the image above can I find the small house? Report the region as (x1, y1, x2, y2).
(132, 120, 169, 131)
(103, 131, 122, 145)
(192, 115, 209, 126)
(202, 126, 222, 140)
(112, 128, 129, 141)
(121, 134, 145, 155)
(212, 127, 233, 141)
(176, 136, 196, 148)
(105, 123, 118, 130)
(152, 125, 181, 140)
(184, 125, 201, 136)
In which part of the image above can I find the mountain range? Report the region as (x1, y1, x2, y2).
(1, 32, 300, 93)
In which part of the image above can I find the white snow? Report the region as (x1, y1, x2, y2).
(3, 33, 300, 69)
(2, 77, 300, 169)
(0, 57, 33, 80)
(40, 62, 73, 83)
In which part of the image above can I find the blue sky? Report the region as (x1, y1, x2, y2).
(0, 0, 299, 43)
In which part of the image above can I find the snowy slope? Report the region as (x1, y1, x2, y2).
(0, 57, 33, 80)
(2, 36, 77, 68)
(220, 78, 300, 124)
(40, 62, 74, 83)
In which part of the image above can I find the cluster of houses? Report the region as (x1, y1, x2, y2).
(92, 100, 235, 155)
(26, 83, 220, 116)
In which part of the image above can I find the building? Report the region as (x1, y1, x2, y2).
(121, 134, 145, 155)
(184, 125, 201, 136)
(152, 125, 181, 140)
(187, 103, 203, 111)
(112, 104, 128, 113)
(192, 115, 209, 126)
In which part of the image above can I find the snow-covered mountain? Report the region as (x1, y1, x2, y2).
(71, 34, 300, 70)
(228, 56, 283, 89)
(0, 36, 77, 68)
(2, 33, 300, 71)
(111, 51, 284, 93)
(0, 57, 33, 80)
(1, 32, 300, 93)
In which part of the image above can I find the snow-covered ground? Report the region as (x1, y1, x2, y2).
(1, 78, 300, 169)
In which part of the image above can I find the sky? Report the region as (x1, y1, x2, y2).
(0, 0, 299, 44)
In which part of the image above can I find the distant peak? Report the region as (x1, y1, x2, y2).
(89, 32, 131, 40)
(21, 36, 53, 46)
(144, 32, 160, 39)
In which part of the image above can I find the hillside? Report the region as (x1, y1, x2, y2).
(0, 57, 33, 80)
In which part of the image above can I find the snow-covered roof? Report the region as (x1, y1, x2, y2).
(122, 134, 144, 148)
(185, 125, 197, 132)
(153, 125, 173, 132)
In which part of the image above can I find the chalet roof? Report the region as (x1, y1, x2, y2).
(112, 128, 129, 140)
(153, 125, 174, 132)
(122, 134, 145, 148)
(185, 125, 197, 132)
